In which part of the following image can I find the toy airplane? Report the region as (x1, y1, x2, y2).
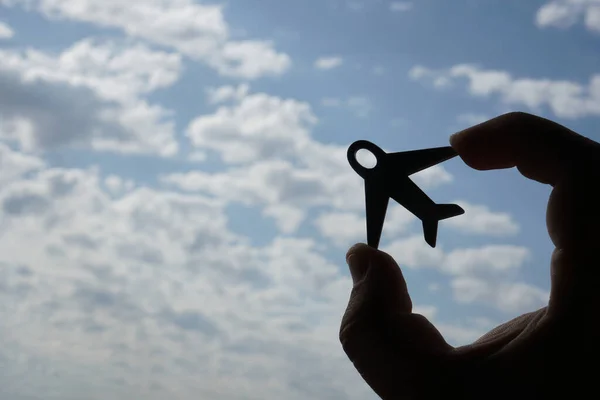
(347, 140, 465, 249)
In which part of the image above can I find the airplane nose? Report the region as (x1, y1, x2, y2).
(347, 140, 387, 178)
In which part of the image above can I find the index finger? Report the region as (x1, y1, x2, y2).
(449, 112, 600, 185)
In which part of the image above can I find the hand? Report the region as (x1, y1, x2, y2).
(339, 112, 600, 399)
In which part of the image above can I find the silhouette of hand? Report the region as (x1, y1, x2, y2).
(339, 112, 600, 399)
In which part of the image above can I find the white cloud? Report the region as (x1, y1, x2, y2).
(435, 322, 488, 345)
(0, 151, 508, 398)
(0, 156, 381, 399)
(384, 237, 530, 276)
(161, 160, 335, 233)
(314, 204, 415, 247)
(346, 96, 372, 118)
(0, 4, 553, 397)
(0, 21, 14, 38)
(445, 200, 520, 236)
(412, 304, 437, 320)
(164, 87, 452, 233)
(410, 63, 600, 119)
(206, 84, 250, 104)
(456, 113, 489, 127)
(443, 245, 530, 276)
(408, 65, 453, 88)
(383, 235, 445, 268)
(2, 38, 182, 103)
(411, 164, 454, 187)
(428, 283, 440, 292)
(0, 142, 45, 186)
(536, 0, 600, 32)
(314, 56, 344, 70)
(160, 152, 365, 233)
(314, 196, 519, 247)
(372, 65, 385, 75)
(3, 0, 291, 79)
(409, 305, 497, 346)
(321, 96, 373, 117)
(451, 277, 548, 314)
(382, 235, 540, 313)
(103, 174, 135, 195)
(0, 39, 181, 155)
(390, 1, 413, 12)
(188, 91, 317, 164)
(188, 151, 208, 163)
(314, 212, 366, 247)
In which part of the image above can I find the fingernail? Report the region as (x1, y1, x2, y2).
(346, 253, 370, 284)
(449, 130, 464, 147)
(449, 132, 458, 146)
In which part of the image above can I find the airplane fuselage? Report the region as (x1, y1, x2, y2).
(389, 175, 437, 221)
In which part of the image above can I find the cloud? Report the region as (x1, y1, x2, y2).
(372, 65, 386, 75)
(3, 0, 291, 79)
(451, 277, 548, 313)
(314, 56, 344, 70)
(445, 200, 520, 236)
(384, 235, 446, 268)
(321, 96, 373, 118)
(384, 237, 530, 275)
(443, 245, 530, 276)
(409, 65, 454, 88)
(409, 64, 600, 119)
(412, 305, 437, 320)
(389, 1, 413, 12)
(103, 175, 135, 195)
(0, 21, 14, 38)
(411, 164, 454, 187)
(314, 194, 514, 247)
(536, 0, 600, 32)
(410, 305, 496, 345)
(382, 236, 544, 313)
(0, 153, 386, 399)
(456, 113, 489, 127)
(0, 4, 558, 398)
(0, 142, 45, 186)
(314, 204, 415, 247)
(0, 156, 500, 399)
(0, 39, 181, 156)
(188, 151, 208, 163)
(188, 91, 317, 164)
(161, 161, 453, 236)
(161, 160, 333, 233)
(163, 87, 453, 234)
(206, 84, 251, 105)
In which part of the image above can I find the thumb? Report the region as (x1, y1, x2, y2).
(344, 243, 412, 318)
(340, 244, 452, 399)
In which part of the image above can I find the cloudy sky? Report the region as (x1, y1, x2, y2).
(1, 0, 600, 399)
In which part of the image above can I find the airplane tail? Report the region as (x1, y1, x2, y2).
(422, 204, 464, 247)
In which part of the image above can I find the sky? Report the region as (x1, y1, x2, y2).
(1, 0, 600, 399)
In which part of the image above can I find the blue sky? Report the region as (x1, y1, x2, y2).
(1, 0, 599, 399)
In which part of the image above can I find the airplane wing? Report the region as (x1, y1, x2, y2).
(386, 146, 458, 176)
(387, 175, 434, 216)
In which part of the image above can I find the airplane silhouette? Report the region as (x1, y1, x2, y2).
(347, 140, 465, 249)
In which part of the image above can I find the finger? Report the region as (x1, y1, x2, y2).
(546, 175, 600, 316)
(449, 112, 600, 316)
(340, 244, 455, 399)
(449, 112, 600, 185)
